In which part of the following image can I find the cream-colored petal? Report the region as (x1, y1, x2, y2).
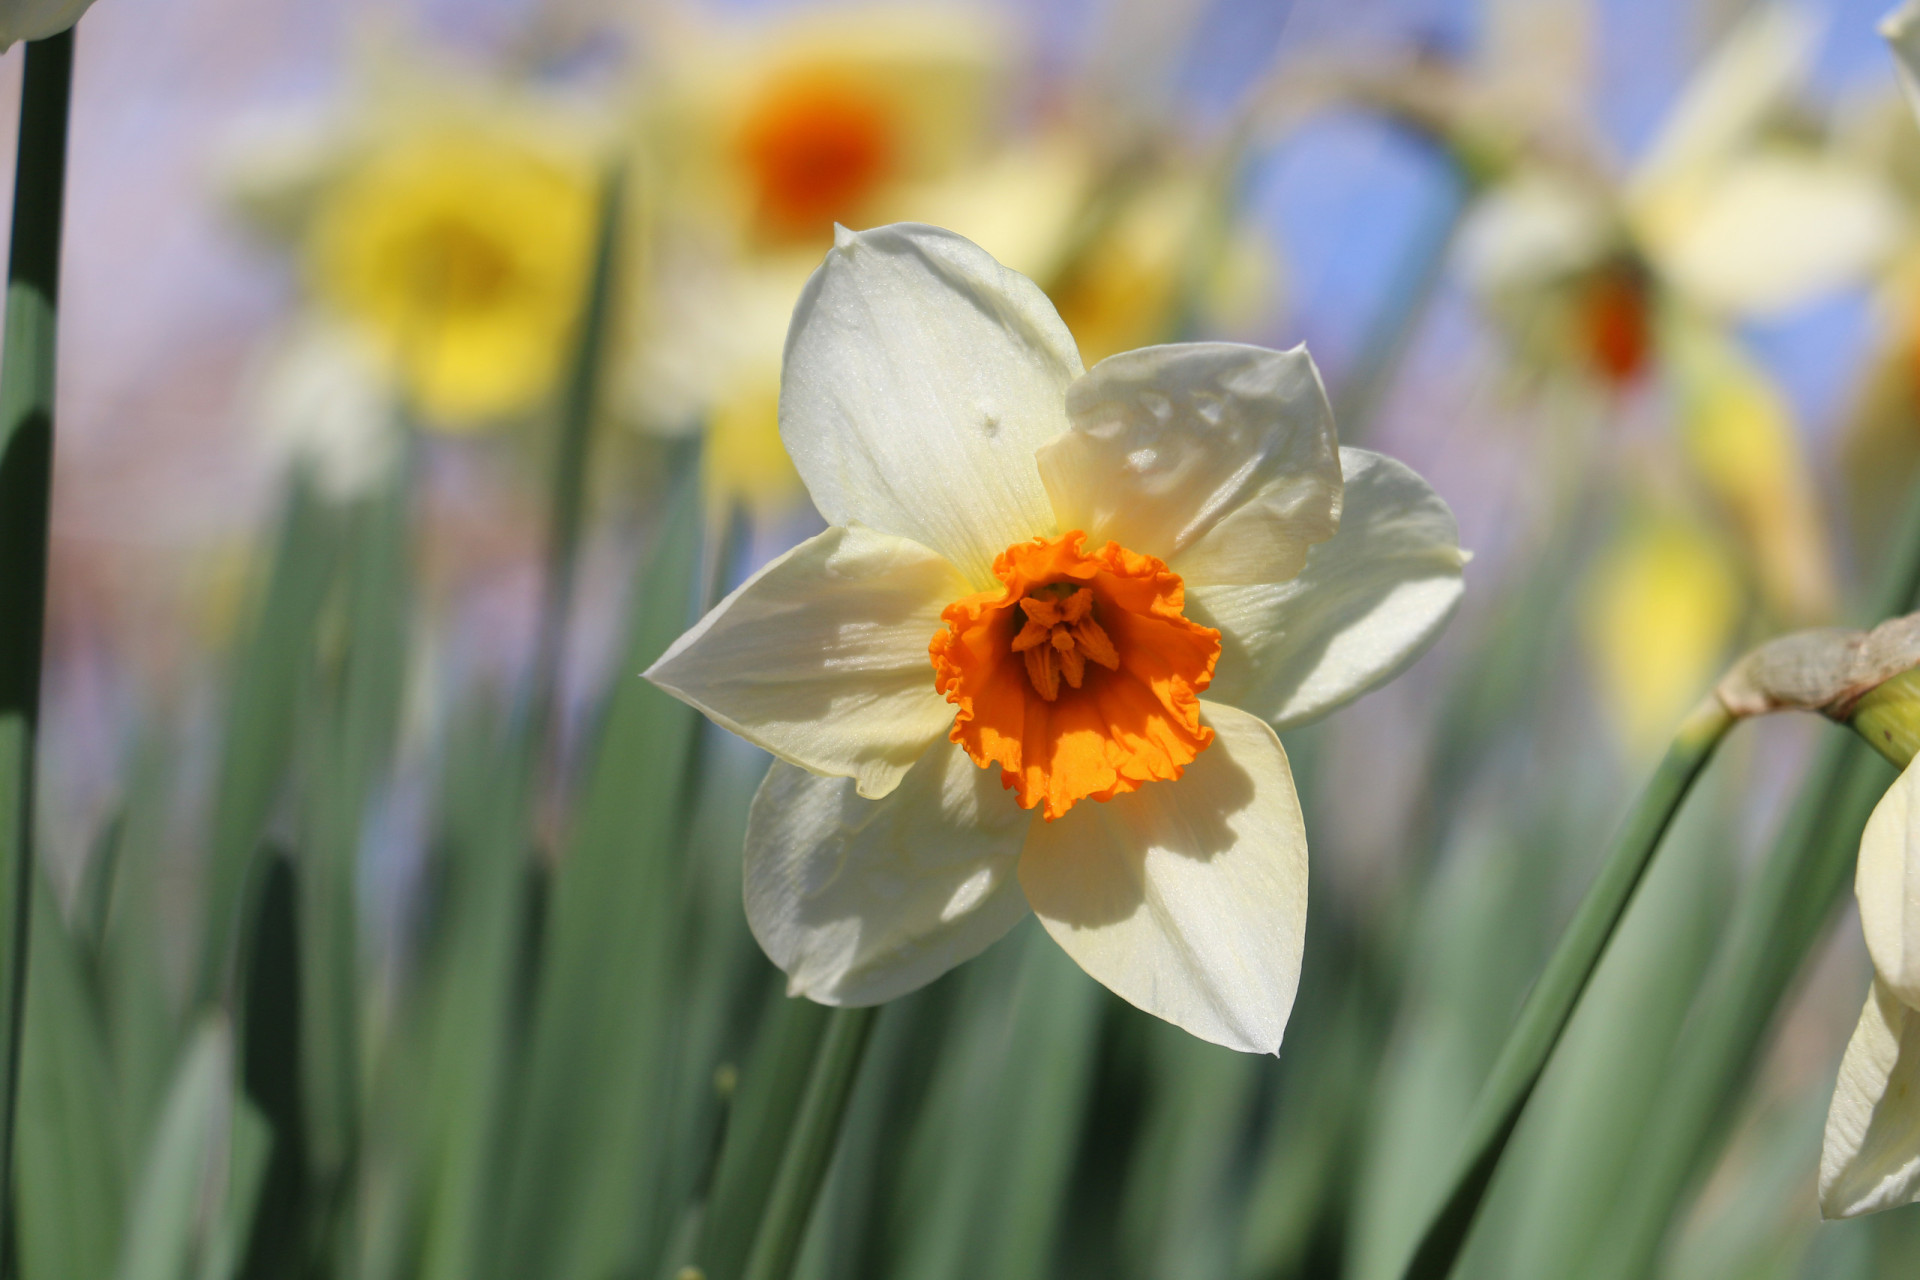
(1858, 756, 1920, 1007)
(1641, 153, 1899, 318)
(1018, 702, 1306, 1054)
(1036, 342, 1342, 586)
(1190, 448, 1465, 730)
(781, 223, 1083, 587)
(745, 741, 1034, 1005)
(1453, 171, 1613, 297)
(1820, 977, 1920, 1218)
(645, 523, 967, 799)
(1630, 3, 1816, 198)
(1884, 1, 1920, 124)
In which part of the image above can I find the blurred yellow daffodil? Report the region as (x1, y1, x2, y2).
(309, 131, 596, 427)
(645, 223, 1464, 1050)
(222, 48, 607, 431)
(1582, 501, 1742, 755)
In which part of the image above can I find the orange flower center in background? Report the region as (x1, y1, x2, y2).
(930, 532, 1220, 821)
(1579, 260, 1652, 386)
(738, 73, 895, 240)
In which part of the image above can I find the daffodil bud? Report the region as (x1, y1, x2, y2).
(0, 0, 91, 49)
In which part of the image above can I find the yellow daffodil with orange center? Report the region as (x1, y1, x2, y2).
(647, 223, 1466, 1051)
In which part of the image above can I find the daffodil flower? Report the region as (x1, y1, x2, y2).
(1820, 755, 1920, 1216)
(0, 0, 91, 48)
(645, 224, 1465, 1052)
(1812, 3, 1920, 1217)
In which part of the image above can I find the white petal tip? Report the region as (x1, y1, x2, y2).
(832, 222, 857, 251)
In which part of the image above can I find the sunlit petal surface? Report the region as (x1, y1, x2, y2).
(1038, 342, 1342, 586)
(744, 741, 1032, 1005)
(1019, 701, 1306, 1054)
(1190, 448, 1465, 730)
(647, 523, 969, 799)
(780, 222, 1082, 586)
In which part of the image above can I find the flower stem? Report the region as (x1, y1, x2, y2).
(1578, 479, 1920, 1280)
(0, 29, 72, 1280)
(1396, 692, 1735, 1280)
(738, 1005, 878, 1280)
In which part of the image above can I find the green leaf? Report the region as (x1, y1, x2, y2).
(0, 33, 76, 1263)
(886, 926, 1101, 1280)
(292, 463, 413, 1188)
(412, 707, 534, 1280)
(1456, 766, 1734, 1277)
(1117, 1021, 1260, 1280)
(491, 469, 706, 1280)
(234, 852, 309, 1280)
(94, 730, 188, 1167)
(197, 476, 341, 1005)
(114, 1020, 232, 1280)
(16, 860, 123, 1280)
(695, 990, 831, 1280)
(1392, 696, 1733, 1280)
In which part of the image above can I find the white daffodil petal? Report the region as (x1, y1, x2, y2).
(1018, 702, 1306, 1054)
(781, 223, 1083, 586)
(745, 742, 1033, 1005)
(645, 523, 967, 799)
(1887, 1, 1920, 122)
(1644, 153, 1899, 318)
(1631, 3, 1816, 196)
(1190, 448, 1465, 731)
(1453, 172, 1613, 297)
(1857, 756, 1920, 1007)
(1820, 977, 1920, 1219)
(1036, 342, 1342, 585)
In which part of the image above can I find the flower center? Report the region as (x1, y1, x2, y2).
(401, 216, 517, 312)
(929, 532, 1220, 821)
(1579, 259, 1651, 385)
(1010, 583, 1120, 701)
(738, 72, 895, 240)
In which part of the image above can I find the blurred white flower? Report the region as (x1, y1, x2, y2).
(645, 224, 1465, 1051)
(249, 318, 401, 503)
(0, 0, 92, 48)
(1461, 3, 1900, 338)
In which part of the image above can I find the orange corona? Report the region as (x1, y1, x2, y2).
(930, 532, 1221, 821)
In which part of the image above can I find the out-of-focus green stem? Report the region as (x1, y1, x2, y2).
(739, 1005, 877, 1280)
(1397, 693, 1736, 1280)
(527, 167, 622, 749)
(0, 30, 73, 1280)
